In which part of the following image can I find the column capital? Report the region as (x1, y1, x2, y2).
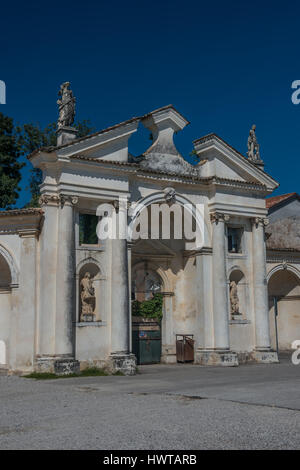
(251, 217, 269, 227)
(59, 194, 79, 207)
(113, 198, 129, 213)
(39, 193, 79, 207)
(210, 212, 230, 224)
(194, 246, 213, 256)
(39, 194, 60, 207)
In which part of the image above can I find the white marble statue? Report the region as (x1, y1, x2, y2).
(57, 82, 76, 129)
(247, 124, 260, 162)
(80, 272, 95, 321)
(230, 280, 240, 315)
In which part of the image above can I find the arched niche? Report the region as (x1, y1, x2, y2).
(0, 254, 12, 288)
(77, 261, 104, 322)
(0, 244, 19, 287)
(228, 268, 247, 318)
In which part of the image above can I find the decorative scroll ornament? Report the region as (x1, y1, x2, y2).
(163, 187, 176, 204)
(210, 212, 230, 224)
(39, 194, 78, 207)
(252, 217, 269, 227)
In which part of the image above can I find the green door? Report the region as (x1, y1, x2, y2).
(132, 319, 161, 365)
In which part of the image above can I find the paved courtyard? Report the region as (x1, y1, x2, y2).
(0, 354, 299, 450)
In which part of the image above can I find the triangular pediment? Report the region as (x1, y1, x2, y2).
(194, 134, 279, 191)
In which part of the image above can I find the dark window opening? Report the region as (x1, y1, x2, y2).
(228, 227, 243, 253)
(79, 213, 99, 245)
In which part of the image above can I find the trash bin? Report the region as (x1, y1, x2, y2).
(176, 334, 195, 363)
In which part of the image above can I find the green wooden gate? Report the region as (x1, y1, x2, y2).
(132, 317, 161, 365)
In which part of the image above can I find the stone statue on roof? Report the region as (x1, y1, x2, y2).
(57, 82, 76, 129)
(247, 124, 261, 162)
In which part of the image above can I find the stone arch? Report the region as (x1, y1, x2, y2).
(0, 340, 6, 365)
(267, 263, 300, 284)
(0, 244, 19, 286)
(268, 265, 300, 351)
(128, 191, 210, 249)
(132, 260, 172, 295)
(76, 256, 105, 277)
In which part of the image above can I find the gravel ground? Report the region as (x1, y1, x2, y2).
(0, 355, 299, 450)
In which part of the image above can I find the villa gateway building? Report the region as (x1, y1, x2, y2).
(0, 84, 299, 375)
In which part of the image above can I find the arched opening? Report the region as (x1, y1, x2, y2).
(131, 263, 164, 365)
(268, 268, 300, 351)
(129, 192, 209, 364)
(0, 249, 14, 367)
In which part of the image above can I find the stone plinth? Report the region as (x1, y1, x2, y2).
(250, 350, 279, 363)
(107, 353, 136, 375)
(36, 356, 80, 375)
(195, 349, 239, 366)
(56, 126, 78, 146)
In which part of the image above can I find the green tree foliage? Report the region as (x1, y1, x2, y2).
(0, 112, 24, 209)
(132, 293, 163, 322)
(16, 120, 95, 207)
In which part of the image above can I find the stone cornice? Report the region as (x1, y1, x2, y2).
(267, 248, 300, 263)
(0, 208, 43, 217)
(69, 156, 268, 192)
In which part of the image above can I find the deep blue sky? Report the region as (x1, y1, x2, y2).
(1, 0, 300, 207)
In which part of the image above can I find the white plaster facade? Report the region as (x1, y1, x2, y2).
(0, 105, 283, 374)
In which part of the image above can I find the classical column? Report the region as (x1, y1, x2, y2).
(211, 212, 230, 350)
(195, 247, 213, 350)
(127, 241, 133, 353)
(108, 200, 136, 374)
(37, 194, 79, 374)
(37, 194, 59, 367)
(196, 213, 238, 366)
(251, 217, 278, 362)
(55, 195, 78, 358)
(15, 229, 38, 371)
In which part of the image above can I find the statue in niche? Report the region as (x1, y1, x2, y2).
(57, 82, 75, 128)
(80, 272, 96, 321)
(247, 124, 261, 162)
(230, 280, 240, 316)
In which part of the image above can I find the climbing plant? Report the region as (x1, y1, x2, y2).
(132, 293, 163, 322)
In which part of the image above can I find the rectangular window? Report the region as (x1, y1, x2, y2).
(79, 213, 99, 245)
(228, 227, 243, 254)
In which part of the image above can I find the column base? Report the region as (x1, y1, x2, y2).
(161, 345, 177, 364)
(107, 353, 136, 376)
(250, 350, 279, 363)
(36, 356, 80, 375)
(195, 349, 239, 367)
